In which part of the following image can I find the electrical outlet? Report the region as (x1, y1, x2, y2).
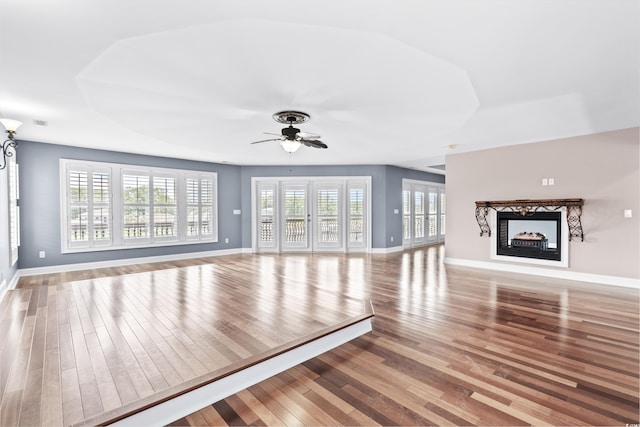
(224, 238, 229, 243)
(548, 178, 555, 186)
(390, 236, 394, 242)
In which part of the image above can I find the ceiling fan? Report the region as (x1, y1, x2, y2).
(251, 111, 327, 153)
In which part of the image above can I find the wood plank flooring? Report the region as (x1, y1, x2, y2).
(171, 246, 639, 426)
(3, 245, 640, 426)
(1, 254, 369, 426)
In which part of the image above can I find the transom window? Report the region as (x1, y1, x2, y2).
(61, 159, 217, 253)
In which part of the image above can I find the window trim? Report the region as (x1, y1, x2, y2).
(60, 159, 218, 254)
(8, 156, 20, 266)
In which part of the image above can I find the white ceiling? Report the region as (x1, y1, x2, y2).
(1, 0, 638, 173)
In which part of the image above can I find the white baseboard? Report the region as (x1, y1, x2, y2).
(444, 257, 640, 289)
(371, 245, 405, 254)
(13, 248, 246, 286)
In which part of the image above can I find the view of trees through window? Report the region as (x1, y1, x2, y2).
(62, 159, 217, 252)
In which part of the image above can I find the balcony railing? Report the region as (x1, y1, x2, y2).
(259, 217, 364, 244)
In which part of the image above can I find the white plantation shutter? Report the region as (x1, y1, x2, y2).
(8, 156, 19, 265)
(186, 175, 215, 239)
(61, 159, 217, 253)
(65, 163, 113, 249)
(152, 175, 177, 240)
(348, 184, 366, 248)
(122, 172, 150, 241)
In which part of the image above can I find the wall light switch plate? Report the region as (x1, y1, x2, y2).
(548, 178, 555, 186)
(542, 178, 548, 186)
(233, 209, 241, 215)
(624, 209, 632, 218)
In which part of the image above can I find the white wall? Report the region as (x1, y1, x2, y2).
(445, 127, 639, 282)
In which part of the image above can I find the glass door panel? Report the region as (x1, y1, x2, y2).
(439, 189, 446, 241)
(348, 184, 367, 249)
(314, 183, 343, 251)
(281, 183, 310, 250)
(257, 183, 277, 249)
(402, 189, 411, 244)
(427, 188, 438, 241)
(413, 188, 426, 245)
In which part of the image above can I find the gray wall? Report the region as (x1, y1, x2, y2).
(445, 127, 640, 280)
(17, 141, 242, 269)
(239, 165, 444, 248)
(384, 165, 446, 246)
(15, 141, 444, 270)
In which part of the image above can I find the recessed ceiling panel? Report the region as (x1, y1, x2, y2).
(76, 19, 479, 162)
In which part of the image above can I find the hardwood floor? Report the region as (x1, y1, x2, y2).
(3, 245, 639, 426)
(2, 254, 370, 426)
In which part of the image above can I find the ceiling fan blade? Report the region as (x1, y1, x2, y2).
(263, 132, 282, 136)
(297, 131, 321, 139)
(250, 137, 284, 144)
(301, 139, 328, 149)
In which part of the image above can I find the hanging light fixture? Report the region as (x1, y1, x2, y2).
(0, 118, 22, 170)
(280, 139, 302, 153)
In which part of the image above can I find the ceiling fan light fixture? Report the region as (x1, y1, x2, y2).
(280, 139, 302, 153)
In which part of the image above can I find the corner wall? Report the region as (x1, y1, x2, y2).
(445, 127, 639, 283)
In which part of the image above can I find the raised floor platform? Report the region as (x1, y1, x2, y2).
(0, 259, 373, 426)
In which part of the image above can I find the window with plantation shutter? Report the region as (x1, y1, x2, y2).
(153, 175, 177, 239)
(64, 163, 113, 249)
(8, 156, 20, 265)
(186, 175, 214, 239)
(402, 179, 445, 248)
(61, 159, 217, 253)
(122, 172, 150, 241)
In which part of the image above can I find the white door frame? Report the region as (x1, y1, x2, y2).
(251, 176, 371, 253)
(402, 179, 445, 248)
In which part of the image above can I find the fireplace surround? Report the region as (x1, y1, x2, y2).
(496, 211, 562, 261)
(475, 198, 584, 267)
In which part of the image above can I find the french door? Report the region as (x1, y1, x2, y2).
(253, 177, 370, 253)
(403, 179, 445, 248)
(282, 182, 311, 251)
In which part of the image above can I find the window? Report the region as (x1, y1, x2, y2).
(66, 164, 112, 249)
(61, 159, 217, 253)
(186, 175, 214, 239)
(122, 172, 150, 240)
(402, 179, 445, 247)
(8, 156, 19, 265)
(402, 190, 411, 240)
